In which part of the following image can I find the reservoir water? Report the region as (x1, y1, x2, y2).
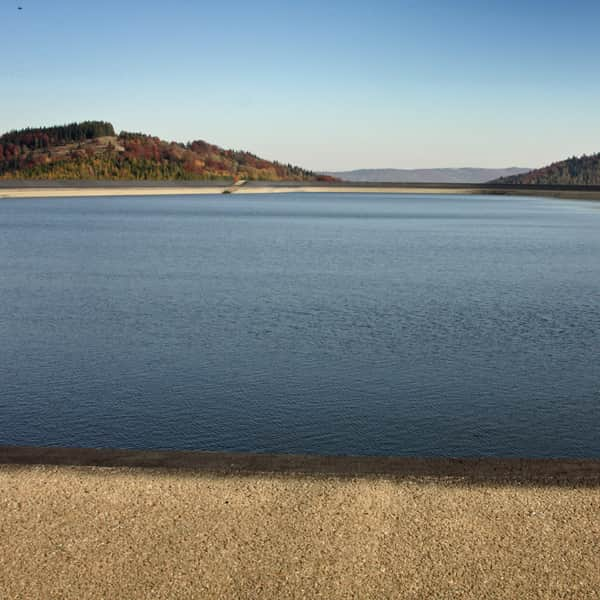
(1, 193, 599, 457)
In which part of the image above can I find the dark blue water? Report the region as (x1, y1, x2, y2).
(1, 193, 599, 457)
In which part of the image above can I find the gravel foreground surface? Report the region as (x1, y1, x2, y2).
(1, 464, 599, 599)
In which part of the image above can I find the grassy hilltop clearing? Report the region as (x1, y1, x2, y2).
(492, 151, 600, 185)
(0, 121, 336, 182)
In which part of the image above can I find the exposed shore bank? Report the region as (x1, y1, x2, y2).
(2, 445, 600, 484)
(2, 180, 600, 200)
(1, 447, 599, 599)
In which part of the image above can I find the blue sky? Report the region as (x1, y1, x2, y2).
(1, 0, 599, 170)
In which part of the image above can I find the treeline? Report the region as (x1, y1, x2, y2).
(494, 153, 600, 185)
(0, 121, 115, 150)
(0, 122, 336, 182)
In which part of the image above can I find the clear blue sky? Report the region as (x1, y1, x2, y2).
(1, 0, 599, 170)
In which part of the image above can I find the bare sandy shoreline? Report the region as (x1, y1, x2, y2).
(0, 184, 497, 199)
(1, 448, 599, 599)
(2, 181, 600, 200)
(0, 186, 229, 198)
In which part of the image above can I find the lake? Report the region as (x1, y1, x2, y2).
(1, 193, 599, 457)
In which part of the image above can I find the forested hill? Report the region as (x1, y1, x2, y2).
(492, 152, 600, 185)
(0, 121, 335, 182)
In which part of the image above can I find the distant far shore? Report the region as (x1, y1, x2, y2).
(2, 179, 600, 200)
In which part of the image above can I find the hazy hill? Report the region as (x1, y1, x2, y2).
(324, 167, 530, 184)
(491, 153, 600, 185)
(0, 121, 335, 182)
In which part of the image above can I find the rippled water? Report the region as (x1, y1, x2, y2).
(1, 193, 599, 456)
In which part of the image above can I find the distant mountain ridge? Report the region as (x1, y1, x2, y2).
(323, 167, 530, 184)
(0, 121, 336, 182)
(491, 153, 600, 185)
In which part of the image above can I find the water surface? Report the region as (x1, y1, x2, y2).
(1, 193, 599, 456)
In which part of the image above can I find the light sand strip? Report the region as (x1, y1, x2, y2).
(0, 186, 228, 199)
(2, 184, 600, 200)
